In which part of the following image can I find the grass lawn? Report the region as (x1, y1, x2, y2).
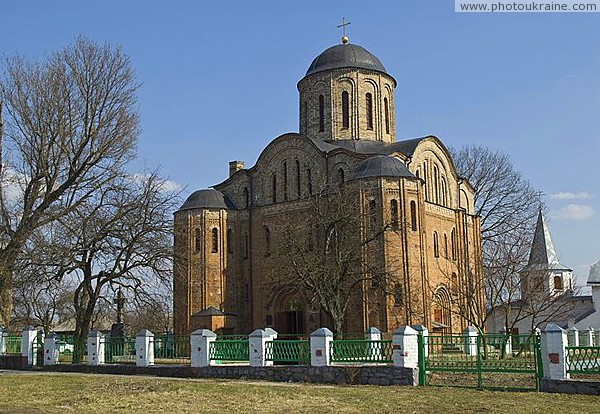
(0, 372, 596, 413)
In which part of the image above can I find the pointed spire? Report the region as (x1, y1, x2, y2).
(527, 211, 569, 270)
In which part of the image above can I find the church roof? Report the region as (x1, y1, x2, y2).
(191, 306, 226, 317)
(351, 155, 416, 180)
(178, 189, 235, 212)
(526, 211, 571, 271)
(588, 260, 600, 285)
(304, 43, 391, 80)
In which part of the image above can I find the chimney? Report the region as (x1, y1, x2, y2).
(229, 160, 245, 177)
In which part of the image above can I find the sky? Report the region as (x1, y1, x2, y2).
(1, 0, 599, 289)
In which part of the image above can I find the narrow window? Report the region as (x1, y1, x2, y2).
(369, 200, 377, 230)
(433, 166, 439, 204)
(295, 160, 301, 198)
(423, 162, 429, 201)
(243, 232, 249, 259)
(243, 187, 249, 209)
(272, 174, 277, 204)
(212, 228, 219, 253)
(554, 275, 563, 290)
(227, 228, 233, 254)
(393, 283, 403, 307)
(433, 232, 439, 258)
(283, 162, 288, 201)
(365, 93, 373, 130)
(410, 201, 417, 232)
(384, 97, 390, 134)
(444, 233, 448, 258)
(307, 228, 314, 252)
(264, 226, 271, 257)
(318, 95, 325, 132)
(303, 101, 308, 135)
(342, 91, 349, 129)
(338, 168, 345, 187)
(194, 228, 201, 253)
(307, 169, 313, 196)
(451, 228, 457, 261)
(390, 199, 399, 229)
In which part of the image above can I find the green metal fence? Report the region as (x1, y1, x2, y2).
(209, 339, 249, 363)
(55, 335, 88, 364)
(4, 334, 22, 355)
(153, 335, 190, 365)
(265, 340, 310, 364)
(566, 346, 600, 375)
(103, 336, 136, 364)
(418, 333, 542, 390)
(330, 339, 393, 364)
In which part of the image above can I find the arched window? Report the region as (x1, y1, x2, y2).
(283, 161, 288, 201)
(433, 165, 439, 204)
(451, 228, 457, 261)
(393, 283, 403, 307)
(365, 93, 373, 130)
(243, 232, 249, 259)
(554, 275, 563, 290)
(433, 231, 439, 258)
(410, 201, 417, 232)
(227, 228, 233, 254)
(303, 101, 308, 135)
(369, 200, 377, 230)
(390, 199, 399, 229)
(211, 228, 219, 253)
(341, 91, 350, 129)
(318, 94, 325, 132)
(243, 187, 249, 209)
(264, 226, 271, 256)
(384, 97, 390, 134)
(194, 228, 201, 253)
(423, 161, 429, 201)
(441, 177, 447, 207)
(338, 168, 345, 186)
(295, 160, 301, 198)
(444, 233, 448, 258)
(306, 169, 313, 196)
(272, 174, 277, 203)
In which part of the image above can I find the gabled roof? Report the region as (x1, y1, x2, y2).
(588, 260, 600, 285)
(191, 306, 226, 317)
(526, 211, 571, 271)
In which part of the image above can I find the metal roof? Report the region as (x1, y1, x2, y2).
(178, 189, 235, 212)
(351, 155, 416, 180)
(309, 137, 428, 157)
(526, 211, 571, 271)
(588, 260, 600, 285)
(304, 43, 389, 77)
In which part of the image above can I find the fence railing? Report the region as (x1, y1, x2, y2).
(4, 334, 22, 355)
(153, 335, 190, 365)
(103, 336, 136, 364)
(209, 339, 249, 362)
(265, 340, 310, 364)
(566, 346, 600, 374)
(330, 339, 393, 364)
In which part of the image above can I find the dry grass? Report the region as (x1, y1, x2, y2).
(0, 371, 596, 413)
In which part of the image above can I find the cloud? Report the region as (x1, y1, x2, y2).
(550, 191, 590, 200)
(551, 204, 595, 221)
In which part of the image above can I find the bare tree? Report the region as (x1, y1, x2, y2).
(271, 186, 396, 335)
(22, 171, 178, 343)
(0, 36, 139, 326)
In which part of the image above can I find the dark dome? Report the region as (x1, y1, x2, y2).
(305, 43, 388, 77)
(351, 155, 416, 180)
(178, 189, 235, 212)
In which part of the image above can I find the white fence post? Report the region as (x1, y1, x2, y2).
(463, 326, 478, 356)
(190, 329, 216, 368)
(21, 326, 37, 365)
(541, 323, 568, 380)
(411, 325, 429, 357)
(43, 332, 59, 365)
(310, 328, 333, 367)
(392, 326, 418, 369)
(136, 330, 154, 367)
(0, 327, 5, 355)
(87, 330, 105, 366)
(249, 329, 270, 367)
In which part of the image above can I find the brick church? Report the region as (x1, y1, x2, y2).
(173, 36, 483, 336)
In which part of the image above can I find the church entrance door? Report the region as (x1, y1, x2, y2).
(274, 295, 305, 337)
